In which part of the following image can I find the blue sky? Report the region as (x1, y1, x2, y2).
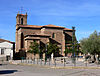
(0, 0, 100, 42)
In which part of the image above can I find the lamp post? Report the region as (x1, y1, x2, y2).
(76, 41, 79, 60)
(45, 43, 47, 65)
(72, 26, 76, 66)
(38, 43, 40, 59)
(61, 45, 62, 55)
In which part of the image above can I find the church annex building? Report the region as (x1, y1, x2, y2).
(15, 12, 73, 59)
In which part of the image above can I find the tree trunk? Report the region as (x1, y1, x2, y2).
(97, 54, 100, 63)
(93, 54, 96, 62)
(91, 54, 96, 62)
(34, 54, 36, 61)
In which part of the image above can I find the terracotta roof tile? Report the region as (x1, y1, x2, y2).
(43, 24, 65, 28)
(17, 24, 72, 31)
(0, 39, 14, 44)
(18, 25, 42, 28)
(64, 28, 72, 31)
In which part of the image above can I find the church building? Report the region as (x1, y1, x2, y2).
(15, 12, 73, 59)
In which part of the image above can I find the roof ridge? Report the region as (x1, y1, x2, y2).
(0, 39, 14, 44)
(64, 28, 72, 30)
(17, 24, 72, 30)
(43, 24, 65, 28)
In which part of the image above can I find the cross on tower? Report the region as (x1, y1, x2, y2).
(21, 7, 23, 14)
(18, 7, 27, 15)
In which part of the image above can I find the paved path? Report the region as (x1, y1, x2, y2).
(0, 61, 100, 76)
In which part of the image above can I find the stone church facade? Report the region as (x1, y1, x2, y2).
(15, 13, 73, 58)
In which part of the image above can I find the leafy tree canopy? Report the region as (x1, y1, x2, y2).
(80, 30, 100, 55)
(47, 43, 60, 56)
(28, 41, 39, 55)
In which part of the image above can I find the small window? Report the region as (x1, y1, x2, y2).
(11, 47, 13, 50)
(1, 48, 4, 55)
(52, 33, 56, 38)
(21, 18, 23, 25)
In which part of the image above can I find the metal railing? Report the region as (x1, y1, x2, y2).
(19, 57, 100, 67)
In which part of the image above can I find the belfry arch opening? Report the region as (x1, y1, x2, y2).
(21, 18, 23, 25)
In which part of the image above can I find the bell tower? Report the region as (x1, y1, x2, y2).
(15, 12, 27, 53)
(16, 12, 27, 25)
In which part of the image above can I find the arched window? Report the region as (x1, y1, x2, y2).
(21, 18, 23, 25)
(52, 33, 56, 38)
(21, 33, 24, 48)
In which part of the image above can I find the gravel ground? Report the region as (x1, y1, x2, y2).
(0, 61, 100, 76)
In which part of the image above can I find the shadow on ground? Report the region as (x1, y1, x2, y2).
(0, 64, 7, 66)
(0, 70, 18, 74)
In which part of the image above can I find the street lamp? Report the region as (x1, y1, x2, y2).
(45, 43, 47, 64)
(72, 26, 76, 66)
(77, 41, 79, 57)
(38, 44, 40, 59)
(72, 26, 75, 57)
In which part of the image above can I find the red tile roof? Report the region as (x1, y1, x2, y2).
(17, 24, 72, 31)
(18, 25, 42, 28)
(43, 24, 65, 28)
(0, 39, 14, 44)
(64, 28, 72, 31)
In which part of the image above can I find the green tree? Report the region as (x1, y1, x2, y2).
(64, 40, 79, 56)
(80, 31, 100, 62)
(47, 43, 60, 57)
(64, 47, 73, 56)
(64, 27, 79, 57)
(28, 41, 39, 58)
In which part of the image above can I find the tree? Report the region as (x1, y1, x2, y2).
(64, 47, 73, 56)
(64, 29, 80, 56)
(64, 26, 79, 57)
(80, 31, 100, 62)
(80, 38, 89, 54)
(64, 41, 80, 56)
(28, 41, 39, 58)
(47, 43, 60, 58)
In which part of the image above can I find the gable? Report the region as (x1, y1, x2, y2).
(0, 42, 13, 48)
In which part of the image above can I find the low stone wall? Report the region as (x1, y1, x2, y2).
(0, 57, 6, 61)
